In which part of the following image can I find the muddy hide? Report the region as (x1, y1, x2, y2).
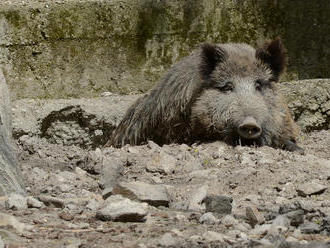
(0, 69, 25, 196)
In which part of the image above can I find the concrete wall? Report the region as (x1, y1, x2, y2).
(0, 0, 329, 99)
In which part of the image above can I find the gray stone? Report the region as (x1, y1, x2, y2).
(147, 151, 177, 175)
(321, 216, 330, 234)
(246, 206, 265, 227)
(249, 224, 272, 238)
(158, 233, 179, 247)
(188, 184, 208, 211)
(279, 201, 302, 214)
(299, 221, 321, 234)
(85, 199, 101, 211)
(199, 212, 218, 225)
(268, 215, 290, 236)
(5, 193, 27, 210)
(221, 215, 239, 228)
(113, 181, 169, 207)
(280, 79, 330, 132)
(202, 231, 227, 242)
(0, 69, 25, 196)
(96, 195, 148, 222)
(297, 182, 328, 197)
(27, 196, 44, 209)
(203, 194, 233, 215)
(99, 156, 125, 189)
(38, 195, 65, 208)
(285, 210, 304, 227)
(101, 187, 113, 200)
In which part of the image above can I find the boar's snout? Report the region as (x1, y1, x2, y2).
(238, 116, 262, 139)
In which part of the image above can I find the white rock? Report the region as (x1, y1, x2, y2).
(96, 195, 148, 222)
(113, 181, 169, 207)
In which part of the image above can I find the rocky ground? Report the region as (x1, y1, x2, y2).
(0, 127, 329, 247)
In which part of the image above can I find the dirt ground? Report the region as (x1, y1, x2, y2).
(0, 129, 329, 248)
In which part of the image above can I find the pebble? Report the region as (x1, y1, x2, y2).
(59, 210, 75, 221)
(246, 206, 265, 227)
(202, 231, 230, 242)
(85, 199, 100, 211)
(158, 233, 179, 247)
(203, 194, 233, 215)
(285, 209, 304, 227)
(101, 187, 113, 200)
(96, 195, 148, 222)
(249, 224, 271, 238)
(299, 221, 321, 234)
(188, 184, 208, 211)
(221, 214, 238, 228)
(5, 193, 28, 210)
(147, 150, 177, 174)
(38, 195, 65, 208)
(113, 181, 169, 207)
(297, 182, 327, 197)
(199, 212, 218, 225)
(27, 196, 44, 208)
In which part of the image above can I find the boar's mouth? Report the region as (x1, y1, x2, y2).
(223, 131, 264, 147)
(236, 136, 263, 147)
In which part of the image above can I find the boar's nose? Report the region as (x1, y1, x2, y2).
(238, 116, 262, 139)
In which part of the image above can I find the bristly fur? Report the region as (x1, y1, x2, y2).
(107, 38, 302, 153)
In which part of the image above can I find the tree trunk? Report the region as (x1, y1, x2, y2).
(0, 69, 25, 196)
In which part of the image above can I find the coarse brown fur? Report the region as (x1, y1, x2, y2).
(107, 38, 303, 153)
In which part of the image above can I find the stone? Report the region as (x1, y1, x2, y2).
(285, 209, 304, 227)
(38, 195, 65, 208)
(249, 224, 271, 238)
(113, 181, 169, 207)
(221, 215, 238, 228)
(86, 199, 101, 211)
(268, 215, 290, 236)
(297, 182, 327, 197)
(199, 212, 218, 225)
(27, 196, 44, 208)
(158, 233, 179, 247)
(59, 210, 75, 221)
(202, 231, 225, 242)
(321, 216, 330, 234)
(203, 194, 233, 215)
(99, 156, 124, 189)
(0, 69, 25, 196)
(299, 221, 321, 234)
(96, 195, 148, 222)
(246, 206, 265, 227)
(101, 187, 113, 200)
(5, 193, 27, 210)
(188, 185, 208, 211)
(279, 201, 302, 214)
(147, 151, 177, 175)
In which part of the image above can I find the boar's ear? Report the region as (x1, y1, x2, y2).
(256, 38, 287, 81)
(200, 43, 227, 80)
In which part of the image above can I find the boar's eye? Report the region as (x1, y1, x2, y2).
(215, 82, 234, 93)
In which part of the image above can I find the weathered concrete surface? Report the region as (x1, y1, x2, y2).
(0, 69, 25, 196)
(0, 0, 329, 100)
(280, 79, 330, 132)
(12, 94, 140, 148)
(12, 79, 330, 149)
